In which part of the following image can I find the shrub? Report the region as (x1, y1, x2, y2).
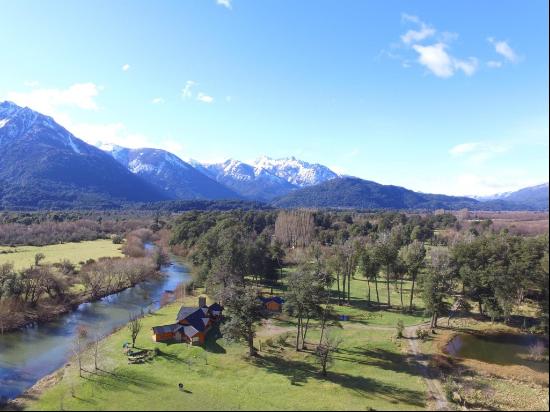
(416, 328, 429, 340)
(276, 332, 291, 347)
(112, 234, 124, 244)
(396, 319, 405, 338)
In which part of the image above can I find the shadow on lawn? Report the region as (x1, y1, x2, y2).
(80, 368, 166, 395)
(253, 354, 425, 407)
(333, 347, 424, 377)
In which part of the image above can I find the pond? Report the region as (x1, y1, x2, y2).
(445, 332, 549, 373)
(0, 250, 192, 402)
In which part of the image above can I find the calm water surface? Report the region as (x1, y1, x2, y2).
(0, 250, 191, 401)
(445, 332, 549, 373)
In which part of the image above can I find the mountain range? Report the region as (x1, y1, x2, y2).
(0, 102, 547, 211)
(99, 144, 241, 200)
(0, 101, 167, 209)
(473, 183, 549, 210)
(191, 157, 338, 201)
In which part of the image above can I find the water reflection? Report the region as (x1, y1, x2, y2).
(0, 253, 191, 401)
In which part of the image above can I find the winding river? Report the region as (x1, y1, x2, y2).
(0, 251, 192, 401)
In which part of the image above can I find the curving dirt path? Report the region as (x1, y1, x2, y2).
(404, 324, 451, 411)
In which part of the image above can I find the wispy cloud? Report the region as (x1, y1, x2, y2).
(400, 14, 435, 44)
(23, 80, 39, 88)
(487, 60, 503, 68)
(412, 43, 477, 78)
(181, 80, 196, 99)
(216, 0, 232, 9)
(3, 83, 188, 158)
(197, 93, 214, 104)
(5, 83, 101, 114)
(449, 141, 510, 164)
(151, 97, 164, 104)
(488, 37, 519, 62)
(122, 64, 130, 72)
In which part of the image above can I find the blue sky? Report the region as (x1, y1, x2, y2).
(0, 0, 548, 196)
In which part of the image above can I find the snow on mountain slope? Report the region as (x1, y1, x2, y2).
(0, 101, 167, 207)
(253, 156, 338, 187)
(0, 101, 87, 154)
(100, 144, 241, 200)
(192, 156, 338, 201)
(195, 159, 295, 201)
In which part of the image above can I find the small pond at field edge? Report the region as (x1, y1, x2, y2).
(445, 332, 549, 373)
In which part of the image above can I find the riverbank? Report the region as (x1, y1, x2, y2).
(422, 319, 549, 410)
(1, 270, 165, 334)
(0, 237, 167, 333)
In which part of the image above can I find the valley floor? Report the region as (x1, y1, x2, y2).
(15, 288, 432, 411)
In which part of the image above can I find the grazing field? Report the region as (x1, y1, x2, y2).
(23, 282, 429, 411)
(0, 239, 124, 270)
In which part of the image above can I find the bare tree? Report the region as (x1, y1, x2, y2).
(274, 210, 315, 248)
(127, 313, 142, 347)
(316, 329, 343, 376)
(72, 325, 88, 378)
(92, 328, 103, 371)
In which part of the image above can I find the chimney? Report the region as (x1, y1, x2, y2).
(198, 296, 207, 308)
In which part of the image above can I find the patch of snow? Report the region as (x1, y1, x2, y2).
(67, 136, 81, 154)
(0, 119, 9, 128)
(129, 159, 155, 174)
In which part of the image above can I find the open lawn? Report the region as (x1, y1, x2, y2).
(25, 294, 428, 411)
(258, 269, 430, 328)
(0, 239, 123, 270)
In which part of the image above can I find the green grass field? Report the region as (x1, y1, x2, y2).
(27, 292, 428, 411)
(260, 268, 430, 327)
(0, 239, 123, 270)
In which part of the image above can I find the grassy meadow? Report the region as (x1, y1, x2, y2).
(0, 239, 123, 270)
(25, 279, 430, 411)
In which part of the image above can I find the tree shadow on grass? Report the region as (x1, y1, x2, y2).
(333, 347, 425, 377)
(81, 368, 166, 395)
(204, 336, 226, 354)
(252, 354, 425, 407)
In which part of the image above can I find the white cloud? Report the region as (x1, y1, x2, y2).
(401, 13, 421, 24)
(23, 80, 39, 88)
(454, 57, 478, 76)
(216, 0, 232, 9)
(412, 43, 477, 78)
(3, 83, 190, 158)
(181, 80, 196, 99)
(151, 97, 165, 104)
(6, 83, 101, 115)
(449, 141, 510, 165)
(488, 38, 519, 62)
(197, 92, 214, 104)
(487, 60, 503, 68)
(122, 64, 130, 72)
(449, 142, 480, 155)
(400, 14, 435, 44)
(454, 173, 542, 196)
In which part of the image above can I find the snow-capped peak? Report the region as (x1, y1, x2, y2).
(252, 155, 338, 187)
